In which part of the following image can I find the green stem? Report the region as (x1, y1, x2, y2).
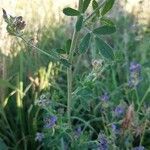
(140, 119, 148, 145)
(17, 51, 27, 149)
(112, 65, 117, 89)
(137, 87, 150, 112)
(123, 29, 129, 81)
(67, 30, 78, 127)
(19, 36, 63, 61)
(67, 0, 84, 127)
(135, 88, 140, 106)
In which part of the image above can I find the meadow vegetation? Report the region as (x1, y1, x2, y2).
(0, 0, 150, 149)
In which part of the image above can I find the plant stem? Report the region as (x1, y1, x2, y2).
(17, 50, 27, 149)
(67, 30, 78, 127)
(137, 86, 150, 112)
(67, 0, 85, 126)
(20, 36, 57, 60)
(135, 88, 140, 106)
(140, 119, 148, 145)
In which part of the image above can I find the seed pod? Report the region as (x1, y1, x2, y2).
(121, 104, 134, 130)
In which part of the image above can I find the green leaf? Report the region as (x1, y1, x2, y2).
(100, 17, 115, 26)
(95, 37, 114, 60)
(76, 15, 84, 32)
(93, 25, 116, 35)
(82, 0, 91, 13)
(65, 39, 72, 53)
(63, 7, 80, 16)
(92, 0, 99, 16)
(101, 0, 115, 16)
(92, 0, 98, 9)
(79, 33, 91, 54)
(55, 48, 66, 54)
(0, 79, 16, 90)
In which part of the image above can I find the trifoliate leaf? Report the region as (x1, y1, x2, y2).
(95, 37, 114, 60)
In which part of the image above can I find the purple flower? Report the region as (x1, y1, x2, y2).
(35, 132, 44, 142)
(101, 92, 109, 102)
(133, 146, 144, 150)
(98, 133, 108, 150)
(35, 94, 50, 108)
(111, 124, 120, 134)
(75, 127, 82, 137)
(130, 62, 141, 72)
(114, 105, 124, 117)
(44, 116, 57, 128)
(129, 62, 142, 87)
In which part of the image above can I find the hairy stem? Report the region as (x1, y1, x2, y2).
(67, 30, 78, 127)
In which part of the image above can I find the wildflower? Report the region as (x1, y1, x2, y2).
(114, 105, 124, 117)
(101, 92, 109, 102)
(35, 132, 44, 142)
(133, 146, 145, 150)
(111, 124, 120, 134)
(74, 127, 82, 137)
(129, 62, 141, 72)
(35, 94, 50, 108)
(129, 62, 142, 87)
(44, 115, 57, 128)
(98, 133, 108, 150)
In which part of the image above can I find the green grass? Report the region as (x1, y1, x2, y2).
(0, 0, 150, 149)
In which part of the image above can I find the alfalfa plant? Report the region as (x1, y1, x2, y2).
(4, 0, 145, 149)
(2, 0, 116, 126)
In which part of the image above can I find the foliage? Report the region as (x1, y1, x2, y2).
(0, 0, 150, 149)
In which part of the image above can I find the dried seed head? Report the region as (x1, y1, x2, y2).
(122, 104, 134, 130)
(2, 9, 26, 36)
(14, 16, 26, 31)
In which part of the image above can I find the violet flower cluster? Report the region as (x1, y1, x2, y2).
(98, 133, 108, 150)
(114, 105, 124, 117)
(101, 92, 109, 102)
(35, 94, 50, 108)
(133, 146, 145, 150)
(44, 115, 57, 128)
(35, 132, 44, 142)
(129, 62, 142, 87)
